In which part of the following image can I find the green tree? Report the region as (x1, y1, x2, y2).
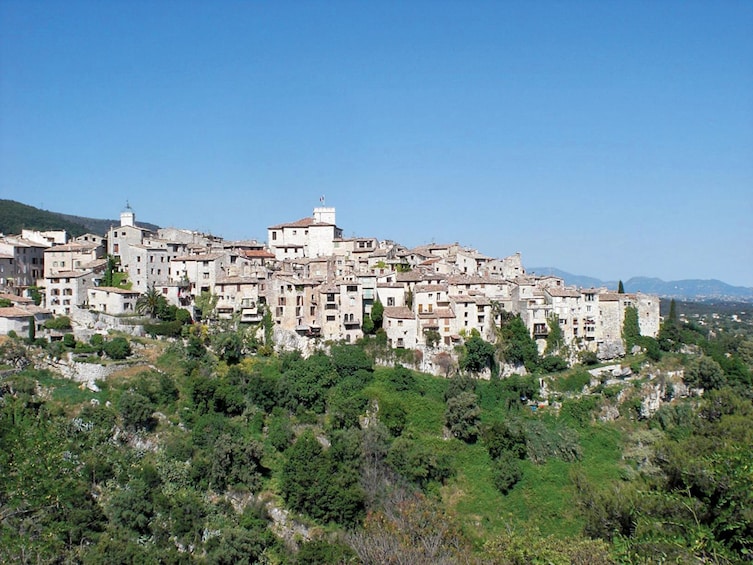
(617, 280, 625, 294)
(101, 255, 118, 287)
(404, 288, 414, 310)
(104, 336, 131, 359)
(483, 420, 526, 460)
(684, 355, 726, 390)
(491, 451, 523, 494)
(280, 431, 363, 526)
(212, 331, 243, 365)
(424, 329, 441, 348)
(28, 286, 42, 305)
(370, 299, 384, 330)
(657, 298, 681, 351)
(498, 315, 539, 370)
(194, 291, 219, 321)
(544, 314, 565, 356)
(44, 316, 72, 330)
(135, 285, 165, 318)
(117, 391, 155, 431)
(461, 335, 496, 374)
(622, 305, 640, 351)
(362, 314, 375, 334)
(445, 391, 481, 443)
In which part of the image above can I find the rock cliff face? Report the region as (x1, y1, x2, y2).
(598, 340, 625, 360)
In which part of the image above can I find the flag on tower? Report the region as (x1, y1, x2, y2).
(320, 195, 325, 204)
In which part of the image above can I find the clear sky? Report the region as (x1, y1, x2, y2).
(1, 1, 751, 286)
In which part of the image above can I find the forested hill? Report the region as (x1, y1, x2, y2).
(0, 199, 159, 236)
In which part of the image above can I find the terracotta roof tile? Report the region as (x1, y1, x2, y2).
(384, 306, 415, 320)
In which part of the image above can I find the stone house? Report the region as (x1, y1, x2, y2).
(267, 207, 344, 260)
(46, 270, 100, 316)
(87, 286, 140, 315)
(0, 305, 51, 336)
(170, 252, 229, 298)
(214, 275, 267, 323)
(44, 242, 103, 278)
(383, 306, 418, 349)
(0, 236, 46, 289)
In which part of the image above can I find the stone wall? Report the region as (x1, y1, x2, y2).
(37, 352, 127, 385)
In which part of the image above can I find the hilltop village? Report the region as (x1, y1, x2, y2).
(0, 204, 659, 368)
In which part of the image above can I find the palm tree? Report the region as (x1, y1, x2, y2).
(136, 284, 163, 318)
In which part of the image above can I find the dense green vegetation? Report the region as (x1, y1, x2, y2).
(0, 301, 751, 563)
(0, 199, 90, 236)
(0, 199, 160, 237)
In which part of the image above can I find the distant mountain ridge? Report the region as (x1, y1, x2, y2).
(0, 199, 159, 237)
(530, 267, 753, 300)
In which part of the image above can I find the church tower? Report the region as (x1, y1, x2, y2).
(120, 202, 135, 227)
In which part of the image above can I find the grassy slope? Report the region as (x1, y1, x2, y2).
(366, 366, 626, 545)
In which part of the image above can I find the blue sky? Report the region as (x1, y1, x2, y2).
(1, 1, 751, 286)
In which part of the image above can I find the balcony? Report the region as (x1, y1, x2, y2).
(343, 314, 360, 327)
(533, 323, 549, 338)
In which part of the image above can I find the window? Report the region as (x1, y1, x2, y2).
(272, 231, 277, 241)
(327, 315, 336, 321)
(387, 297, 395, 306)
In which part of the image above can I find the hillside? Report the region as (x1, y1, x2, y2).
(0, 304, 751, 563)
(530, 267, 753, 300)
(0, 199, 160, 237)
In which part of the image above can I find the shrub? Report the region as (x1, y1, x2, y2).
(540, 355, 569, 373)
(553, 371, 591, 394)
(492, 451, 523, 494)
(483, 419, 526, 460)
(379, 400, 407, 436)
(524, 419, 582, 464)
(579, 350, 598, 366)
(63, 333, 76, 348)
(445, 391, 481, 443)
(386, 365, 417, 392)
(118, 391, 155, 431)
(104, 336, 131, 360)
(44, 316, 72, 330)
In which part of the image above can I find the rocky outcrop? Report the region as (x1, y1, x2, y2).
(597, 340, 625, 361)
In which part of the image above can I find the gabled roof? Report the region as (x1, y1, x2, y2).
(414, 284, 448, 293)
(395, 271, 424, 283)
(384, 306, 415, 320)
(45, 242, 98, 252)
(545, 287, 581, 298)
(242, 249, 276, 259)
(0, 293, 34, 304)
(269, 217, 336, 229)
(91, 286, 140, 295)
(0, 306, 34, 318)
(171, 252, 226, 262)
